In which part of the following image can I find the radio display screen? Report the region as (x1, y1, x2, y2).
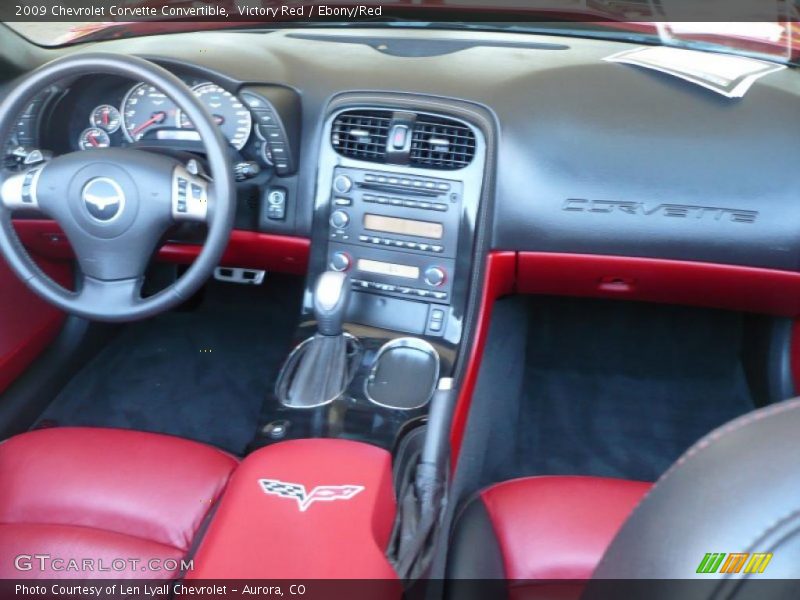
(357, 259, 420, 280)
(363, 214, 444, 240)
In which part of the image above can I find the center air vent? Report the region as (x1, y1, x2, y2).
(331, 110, 392, 162)
(331, 109, 477, 170)
(410, 115, 476, 170)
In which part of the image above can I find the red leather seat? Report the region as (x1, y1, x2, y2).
(0, 427, 237, 579)
(448, 476, 650, 582)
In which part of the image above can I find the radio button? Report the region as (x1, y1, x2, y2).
(390, 198, 402, 206)
(431, 245, 444, 253)
(365, 174, 376, 182)
(362, 194, 376, 203)
(330, 252, 351, 272)
(424, 182, 436, 190)
(359, 235, 369, 242)
(333, 175, 353, 194)
(431, 291, 448, 300)
(329, 210, 350, 229)
(377, 197, 389, 204)
(437, 183, 451, 191)
(406, 242, 418, 250)
(424, 266, 446, 287)
(335, 197, 352, 206)
(432, 203, 448, 212)
(418, 201, 432, 210)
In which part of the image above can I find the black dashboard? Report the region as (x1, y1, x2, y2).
(2, 26, 799, 271)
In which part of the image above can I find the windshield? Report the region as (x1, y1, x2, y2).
(4, 1, 798, 65)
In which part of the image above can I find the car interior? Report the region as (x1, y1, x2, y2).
(0, 15, 799, 596)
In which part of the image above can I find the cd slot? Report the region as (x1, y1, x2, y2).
(358, 182, 441, 198)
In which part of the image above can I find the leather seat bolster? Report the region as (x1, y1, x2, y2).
(450, 476, 650, 581)
(0, 523, 184, 579)
(0, 427, 238, 578)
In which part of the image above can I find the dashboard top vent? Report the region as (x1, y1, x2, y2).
(410, 115, 476, 170)
(331, 110, 391, 163)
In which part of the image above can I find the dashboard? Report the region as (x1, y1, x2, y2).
(1, 27, 799, 274)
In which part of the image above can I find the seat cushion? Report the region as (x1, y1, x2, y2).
(449, 476, 651, 581)
(0, 427, 237, 579)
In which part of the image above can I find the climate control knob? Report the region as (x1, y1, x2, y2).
(329, 210, 350, 229)
(329, 252, 351, 272)
(333, 175, 353, 194)
(424, 266, 446, 287)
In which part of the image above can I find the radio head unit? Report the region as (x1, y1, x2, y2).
(327, 166, 462, 259)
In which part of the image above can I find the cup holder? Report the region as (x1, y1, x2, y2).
(365, 338, 440, 410)
(275, 333, 362, 408)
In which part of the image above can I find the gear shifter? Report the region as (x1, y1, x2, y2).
(313, 271, 351, 336)
(275, 271, 358, 408)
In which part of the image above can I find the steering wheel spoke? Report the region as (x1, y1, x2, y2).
(171, 164, 210, 223)
(0, 166, 46, 212)
(78, 275, 143, 316)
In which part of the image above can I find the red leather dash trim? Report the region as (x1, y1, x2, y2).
(449, 251, 516, 468)
(160, 230, 310, 275)
(518, 252, 800, 316)
(12, 219, 311, 276)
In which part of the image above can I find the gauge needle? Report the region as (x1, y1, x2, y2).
(132, 111, 167, 137)
(102, 109, 109, 126)
(87, 133, 99, 147)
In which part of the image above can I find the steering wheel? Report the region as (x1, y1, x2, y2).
(0, 53, 236, 322)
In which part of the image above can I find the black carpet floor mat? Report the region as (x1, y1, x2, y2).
(501, 298, 756, 483)
(36, 275, 303, 455)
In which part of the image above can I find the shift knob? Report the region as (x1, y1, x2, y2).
(313, 271, 351, 336)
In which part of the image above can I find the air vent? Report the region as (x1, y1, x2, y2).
(331, 110, 392, 162)
(410, 115, 476, 170)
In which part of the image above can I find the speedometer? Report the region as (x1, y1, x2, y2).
(176, 83, 252, 151)
(121, 83, 178, 142)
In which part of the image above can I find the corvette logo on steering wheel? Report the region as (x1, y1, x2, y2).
(82, 177, 125, 222)
(259, 478, 364, 512)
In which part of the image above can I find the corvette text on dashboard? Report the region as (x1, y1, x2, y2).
(14, 3, 383, 19)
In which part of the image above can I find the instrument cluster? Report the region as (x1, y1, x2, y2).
(3, 71, 296, 180)
(74, 79, 252, 152)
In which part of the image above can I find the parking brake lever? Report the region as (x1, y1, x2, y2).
(391, 378, 455, 579)
(416, 378, 454, 508)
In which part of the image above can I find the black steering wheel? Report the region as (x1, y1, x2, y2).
(0, 53, 236, 322)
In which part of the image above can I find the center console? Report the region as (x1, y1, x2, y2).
(318, 108, 486, 347)
(327, 166, 460, 336)
(251, 102, 488, 450)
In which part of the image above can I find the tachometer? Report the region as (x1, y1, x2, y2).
(121, 83, 178, 142)
(176, 83, 252, 151)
